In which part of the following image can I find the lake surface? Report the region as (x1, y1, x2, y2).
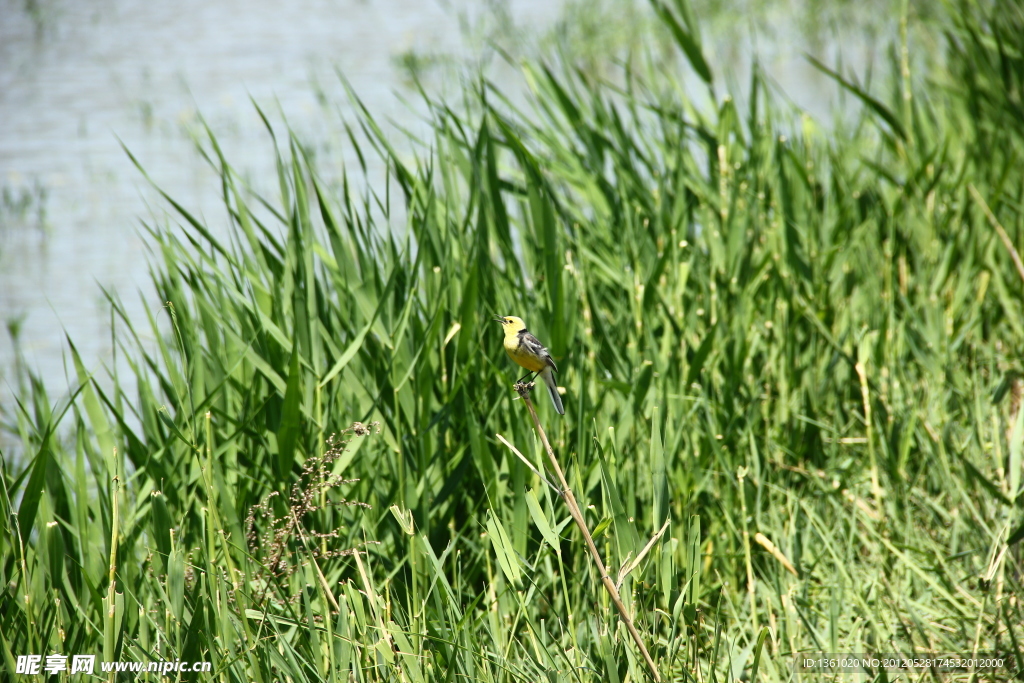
(0, 0, 903, 421)
(0, 0, 570, 399)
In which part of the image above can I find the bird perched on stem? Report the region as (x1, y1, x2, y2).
(495, 315, 564, 415)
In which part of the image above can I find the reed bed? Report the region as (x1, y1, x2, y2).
(2, 0, 1023, 680)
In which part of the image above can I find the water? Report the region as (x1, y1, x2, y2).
(0, 0, 569, 403)
(0, 0, 907, 424)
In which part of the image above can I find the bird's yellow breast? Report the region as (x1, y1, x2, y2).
(504, 335, 547, 372)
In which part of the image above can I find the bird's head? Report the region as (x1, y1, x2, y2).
(495, 315, 527, 331)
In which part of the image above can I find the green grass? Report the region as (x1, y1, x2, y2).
(3, 0, 1024, 681)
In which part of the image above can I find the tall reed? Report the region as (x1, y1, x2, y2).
(2, 0, 1023, 680)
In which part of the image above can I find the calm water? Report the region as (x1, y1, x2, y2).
(0, 0, 900, 419)
(0, 0, 569, 397)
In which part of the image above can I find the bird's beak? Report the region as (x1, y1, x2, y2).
(493, 316, 505, 324)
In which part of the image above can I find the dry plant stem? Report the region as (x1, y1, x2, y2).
(970, 184, 1024, 283)
(515, 382, 661, 682)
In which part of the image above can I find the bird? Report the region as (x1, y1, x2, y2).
(495, 315, 564, 415)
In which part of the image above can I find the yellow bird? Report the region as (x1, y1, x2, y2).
(495, 315, 564, 415)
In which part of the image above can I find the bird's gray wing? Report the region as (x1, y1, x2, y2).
(521, 332, 557, 372)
